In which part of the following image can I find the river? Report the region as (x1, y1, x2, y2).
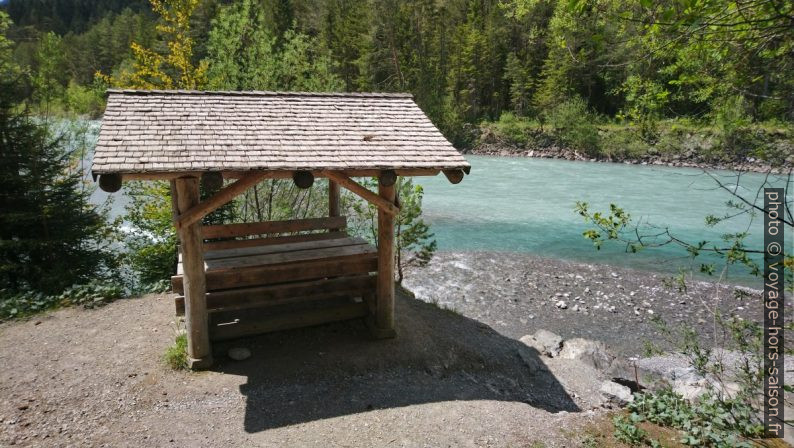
(414, 155, 790, 287)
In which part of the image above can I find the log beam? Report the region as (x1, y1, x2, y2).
(368, 180, 397, 338)
(175, 171, 269, 231)
(324, 171, 399, 216)
(98, 174, 122, 192)
(293, 171, 314, 189)
(443, 169, 465, 184)
(175, 177, 212, 369)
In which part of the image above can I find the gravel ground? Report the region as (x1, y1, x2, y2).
(404, 251, 785, 358)
(0, 289, 613, 447)
(1, 251, 786, 447)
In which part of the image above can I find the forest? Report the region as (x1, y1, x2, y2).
(1, 1, 793, 443)
(3, 0, 793, 153)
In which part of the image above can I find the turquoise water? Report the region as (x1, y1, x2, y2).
(415, 156, 791, 286)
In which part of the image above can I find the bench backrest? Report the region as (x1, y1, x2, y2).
(202, 216, 347, 251)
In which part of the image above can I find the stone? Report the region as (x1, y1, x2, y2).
(555, 300, 568, 309)
(227, 347, 251, 361)
(558, 338, 615, 371)
(520, 329, 564, 358)
(600, 380, 634, 407)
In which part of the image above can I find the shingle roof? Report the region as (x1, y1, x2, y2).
(91, 89, 470, 175)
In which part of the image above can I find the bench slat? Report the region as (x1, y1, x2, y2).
(200, 236, 367, 261)
(205, 243, 374, 271)
(203, 231, 348, 251)
(173, 275, 375, 315)
(171, 253, 377, 293)
(202, 216, 347, 239)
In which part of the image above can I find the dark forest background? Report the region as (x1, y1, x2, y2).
(3, 0, 792, 152)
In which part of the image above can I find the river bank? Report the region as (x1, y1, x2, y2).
(403, 251, 779, 358)
(468, 120, 794, 174)
(467, 142, 794, 174)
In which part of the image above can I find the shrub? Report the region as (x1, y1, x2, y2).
(545, 97, 601, 156)
(0, 281, 123, 321)
(64, 80, 106, 118)
(628, 388, 762, 447)
(482, 112, 536, 146)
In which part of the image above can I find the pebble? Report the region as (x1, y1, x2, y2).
(227, 347, 251, 361)
(555, 301, 568, 310)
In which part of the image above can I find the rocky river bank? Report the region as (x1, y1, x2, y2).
(403, 251, 784, 358)
(468, 141, 794, 174)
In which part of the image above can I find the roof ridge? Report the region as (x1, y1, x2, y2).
(106, 89, 414, 99)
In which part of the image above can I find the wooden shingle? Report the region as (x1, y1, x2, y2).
(91, 90, 470, 175)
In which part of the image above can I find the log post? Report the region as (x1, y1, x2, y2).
(329, 180, 340, 218)
(175, 177, 213, 369)
(368, 178, 397, 338)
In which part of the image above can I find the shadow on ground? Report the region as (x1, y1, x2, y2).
(210, 289, 579, 433)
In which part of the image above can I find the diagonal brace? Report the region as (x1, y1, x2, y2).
(175, 172, 269, 230)
(323, 171, 400, 216)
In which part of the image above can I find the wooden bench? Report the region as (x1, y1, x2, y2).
(171, 216, 377, 340)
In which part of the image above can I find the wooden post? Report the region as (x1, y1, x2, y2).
(329, 180, 340, 226)
(368, 178, 397, 338)
(329, 180, 340, 217)
(175, 177, 213, 369)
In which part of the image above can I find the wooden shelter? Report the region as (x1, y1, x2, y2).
(92, 89, 470, 369)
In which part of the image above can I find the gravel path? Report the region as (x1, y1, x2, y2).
(0, 290, 612, 447)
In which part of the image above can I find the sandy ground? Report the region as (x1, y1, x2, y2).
(0, 289, 613, 447)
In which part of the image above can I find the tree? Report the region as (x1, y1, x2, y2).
(276, 28, 344, 91)
(31, 32, 67, 112)
(100, 0, 218, 289)
(204, 0, 278, 90)
(98, 0, 207, 90)
(0, 12, 117, 295)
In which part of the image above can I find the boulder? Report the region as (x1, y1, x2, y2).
(600, 380, 634, 407)
(558, 338, 615, 371)
(519, 329, 563, 357)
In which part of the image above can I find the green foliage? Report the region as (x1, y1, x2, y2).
(277, 28, 344, 92)
(627, 388, 762, 447)
(204, 0, 343, 92)
(99, 0, 208, 90)
(0, 22, 119, 296)
(204, 0, 278, 90)
(0, 281, 123, 320)
(347, 177, 437, 282)
(63, 80, 106, 118)
(31, 32, 67, 110)
(395, 179, 437, 283)
(613, 414, 655, 446)
(5, 0, 794, 148)
(123, 181, 178, 291)
(163, 332, 188, 370)
(545, 97, 600, 155)
(483, 112, 536, 147)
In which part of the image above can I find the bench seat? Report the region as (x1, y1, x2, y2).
(170, 217, 377, 340)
